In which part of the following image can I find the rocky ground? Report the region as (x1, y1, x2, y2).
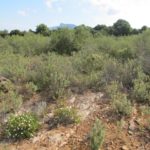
(0, 90, 149, 150)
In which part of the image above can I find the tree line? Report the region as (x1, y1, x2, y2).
(0, 19, 148, 38)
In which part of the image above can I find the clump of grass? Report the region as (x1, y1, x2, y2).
(90, 118, 105, 150)
(106, 81, 132, 117)
(54, 107, 80, 126)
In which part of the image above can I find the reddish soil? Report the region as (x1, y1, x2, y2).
(0, 91, 149, 150)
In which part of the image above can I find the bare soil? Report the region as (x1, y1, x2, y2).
(0, 91, 149, 150)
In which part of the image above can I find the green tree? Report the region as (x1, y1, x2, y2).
(113, 19, 132, 36)
(0, 30, 8, 38)
(50, 28, 79, 55)
(93, 25, 110, 35)
(36, 24, 50, 36)
(10, 29, 24, 36)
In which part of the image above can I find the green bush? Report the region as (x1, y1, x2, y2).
(48, 72, 69, 99)
(90, 118, 105, 150)
(121, 60, 141, 89)
(54, 107, 80, 125)
(106, 81, 122, 99)
(50, 29, 79, 55)
(74, 53, 104, 74)
(5, 113, 39, 139)
(140, 106, 150, 116)
(100, 59, 122, 86)
(133, 72, 150, 103)
(0, 52, 29, 82)
(7, 33, 50, 55)
(112, 92, 132, 116)
(27, 54, 70, 99)
(25, 82, 38, 95)
(106, 81, 132, 116)
(0, 90, 22, 113)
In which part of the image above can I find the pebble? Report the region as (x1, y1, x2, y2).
(121, 145, 129, 150)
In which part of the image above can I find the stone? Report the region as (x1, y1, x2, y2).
(129, 120, 136, 131)
(121, 145, 129, 150)
(128, 130, 133, 135)
(135, 118, 141, 125)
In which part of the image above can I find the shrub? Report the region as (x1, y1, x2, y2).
(106, 81, 132, 116)
(54, 107, 80, 125)
(106, 81, 122, 99)
(112, 92, 132, 116)
(140, 106, 150, 116)
(74, 53, 104, 74)
(0, 52, 29, 82)
(121, 60, 141, 89)
(50, 29, 79, 55)
(133, 72, 150, 103)
(25, 82, 38, 96)
(48, 72, 69, 99)
(90, 118, 105, 150)
(31, 101, 47, 118)
(0, 90, 22, 113)
(27, 54, 70, 99)
(100, 59, 122, 86)
(5, 113, 39, 139)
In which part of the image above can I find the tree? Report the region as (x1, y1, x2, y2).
(93, 25, 110, 35)
(36, 24, 50, 36)
(74, 25, 92, 43)
(0, 30, 8, 38)
(113, 19, 132, 36)
(50, 28, 79, 55)
(10, 29, 24, 36)
(131, 29, 140, 35)
(140, 26, 148, 33)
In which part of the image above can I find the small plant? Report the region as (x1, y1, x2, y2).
(90, 118, 105, 150)
(133, 72, 150, 104)
(54, 107, 80, 125)
(140, 106, 150, 116)
(49, 72, 69, 99)
(5, 113, 39, 140)
(106, 81, 122, 99)
(106, 81, 132, 116)
(0, 90, 22, 113)
(112, 93, 132, 116)
(24, 82, 38, 97)
(31, 101, 47, 117)
(116, 119, 126, 134)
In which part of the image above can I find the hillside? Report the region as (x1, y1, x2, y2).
(0, 22, 150, 150)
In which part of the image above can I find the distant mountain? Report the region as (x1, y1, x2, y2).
(50, 23, 76, 29)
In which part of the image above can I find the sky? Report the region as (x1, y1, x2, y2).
(0, 0, 150, 30)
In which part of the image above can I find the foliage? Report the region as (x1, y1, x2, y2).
(112, 92, 132, 116)
(106, 81, 122, 99)
(113, 19, 131, 36)
(50, 28, 79, 55)
(36, 24, 50, 36)
(106, 81, 132, 116)
(0, 21, 149, 111)
(54, 107, 80, 125)
(0, 30, 8, 38)
(90, 118, 105, 150)
(133, 72, 150, 103)
(5, 113, 39, 139)
(25, 82, 38, 95)
(10, 30, 25, 36)
(0, 90, 22, 113)
(140, 105, 150, 116)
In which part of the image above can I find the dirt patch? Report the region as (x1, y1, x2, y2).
(0, 91, 149, 150)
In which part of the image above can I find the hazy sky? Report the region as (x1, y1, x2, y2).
(0, 0, 150, 30)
